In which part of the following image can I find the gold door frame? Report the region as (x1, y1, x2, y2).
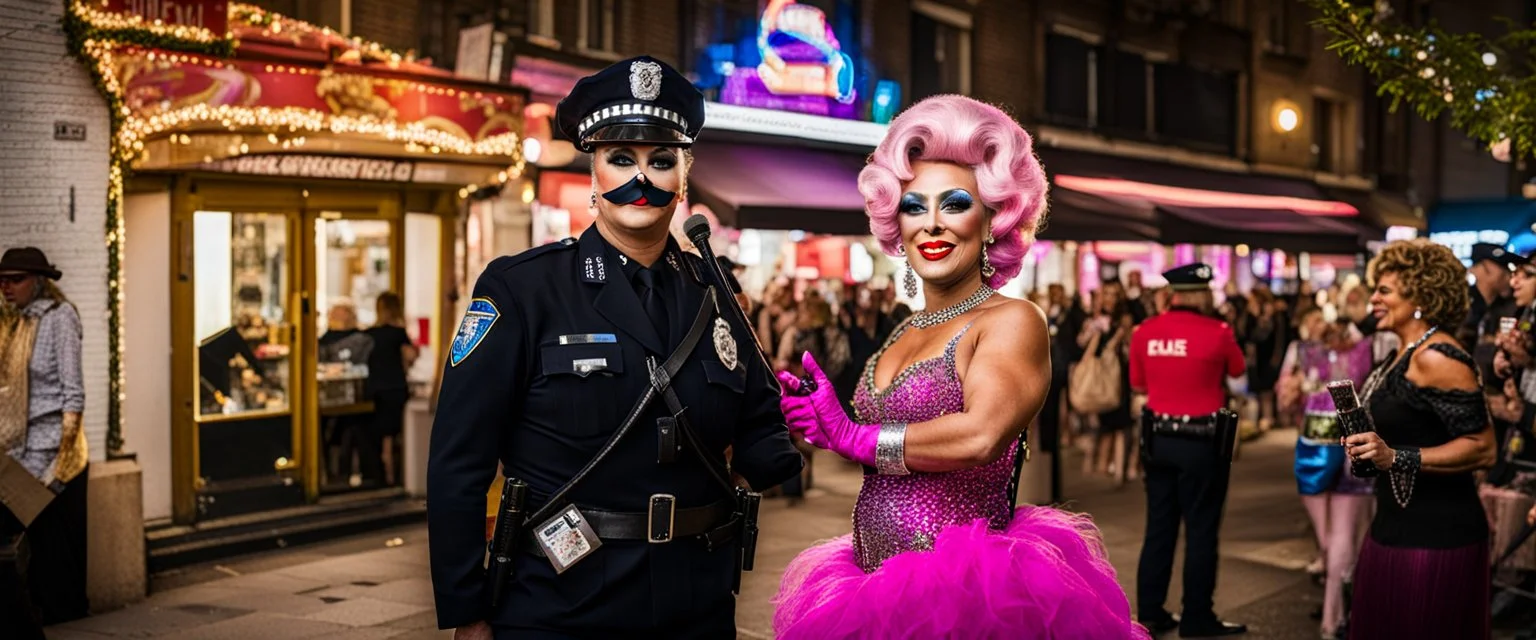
(168, 174, 453, 524)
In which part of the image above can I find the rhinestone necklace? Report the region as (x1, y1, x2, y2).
(909, 284, 996, 329)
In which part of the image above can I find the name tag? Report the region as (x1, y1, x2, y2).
(534, 505, 602, 573)
(559, 333, 618, 345)
(572, 358, 608, 374)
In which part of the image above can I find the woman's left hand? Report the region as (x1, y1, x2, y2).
(1343, 431, 1395, 471)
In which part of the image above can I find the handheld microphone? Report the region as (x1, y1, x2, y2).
(682, 215, 812, 395)
(1326, 379, 1380, 478)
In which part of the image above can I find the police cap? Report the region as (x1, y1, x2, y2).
(1163, 262, 1215, 291)
(555, 56, 705, 153)
(1471, 243, 1525, 270)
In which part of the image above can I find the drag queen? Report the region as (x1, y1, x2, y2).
(771, 95, 1149, 639)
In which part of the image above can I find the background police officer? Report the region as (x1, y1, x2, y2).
(426, 56, 803, 640)
(1130, 263, 1247, 637)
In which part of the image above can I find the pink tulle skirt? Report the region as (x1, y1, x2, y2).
(772, 506, 1152, 639)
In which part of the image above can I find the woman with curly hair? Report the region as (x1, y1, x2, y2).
(770, 95, 1148, 638)
(1344, 239, 1498, 639)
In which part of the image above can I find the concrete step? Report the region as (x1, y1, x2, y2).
(146, 490, 425, 573)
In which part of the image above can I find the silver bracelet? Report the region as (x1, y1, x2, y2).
(875, 423, 910, 475)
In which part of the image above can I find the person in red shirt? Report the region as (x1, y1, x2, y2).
(1130, 262, 1248, 638)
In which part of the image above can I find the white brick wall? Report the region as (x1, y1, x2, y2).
(0, 0, 113, 461)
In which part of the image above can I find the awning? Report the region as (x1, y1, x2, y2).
(687, 141, 872, 235)
(1040, 148, 1378, 251)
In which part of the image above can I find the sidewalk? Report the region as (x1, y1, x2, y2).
(47, 427, 1524, 639)
(48, 529, 446, 640)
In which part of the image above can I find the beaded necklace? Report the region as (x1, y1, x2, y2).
(1359, 325, 1438, 509)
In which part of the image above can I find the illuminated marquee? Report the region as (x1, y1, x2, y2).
(720, 0, 858, 119)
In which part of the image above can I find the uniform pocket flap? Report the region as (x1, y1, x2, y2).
(702, 360, 745, 393)
(540, 343, 625, 378)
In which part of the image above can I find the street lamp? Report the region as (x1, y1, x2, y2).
(1273, 101, 1301, 133)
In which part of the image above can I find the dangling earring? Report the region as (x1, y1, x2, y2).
(981, 231, 996, 279)
(590, 189, 598, 209)
(904, 260, 919, 298)
(1413, 308, 1423, 320)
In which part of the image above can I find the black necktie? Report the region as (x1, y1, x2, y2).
(635, 267, 670, 345)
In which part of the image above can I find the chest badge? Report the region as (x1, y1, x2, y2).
(713, 318, 738, 371)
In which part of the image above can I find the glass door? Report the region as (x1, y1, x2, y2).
(192, 211, 306, 519)
(312, 215, 399, 494)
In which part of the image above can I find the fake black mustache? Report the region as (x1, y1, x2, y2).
(601, 174, 676, 208)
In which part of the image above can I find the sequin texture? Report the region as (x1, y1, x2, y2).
(851, 322, 1017, 572)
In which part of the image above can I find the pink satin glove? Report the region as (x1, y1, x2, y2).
(783, 352, 879, 466)
(776, 374, 821, 442)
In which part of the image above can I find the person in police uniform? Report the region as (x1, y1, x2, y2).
(1129, 263, 1248, 638)
(426, 56, 804, 640)
(1458, 242, 1522, 395)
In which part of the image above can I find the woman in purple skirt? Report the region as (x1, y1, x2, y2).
(1343, 239, 1499, 640)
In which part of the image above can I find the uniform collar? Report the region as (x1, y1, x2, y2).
(577, 223, 683, 285)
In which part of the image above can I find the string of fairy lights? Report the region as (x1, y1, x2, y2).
(64, 0, 523, 454)
(1306, 0, 1536, 161)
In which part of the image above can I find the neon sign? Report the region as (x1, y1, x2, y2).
(720, 0, 859, 119)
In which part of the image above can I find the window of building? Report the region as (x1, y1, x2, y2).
(1045, 32, 1095, 126)
(910, 1, 972, 100)
(580, 0, 616, 54)
(1098, 48, 1150, 136)
(1265, 0, 1308, 55)
(528, 0, 557, 48)
(1313, 96, 1338, 173)
(1153, 63, 1237, 155)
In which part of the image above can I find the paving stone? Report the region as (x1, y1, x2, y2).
(52, 603, 249, 637)
(299, 597, 431, 627)
(309, 627, 411, 640)
(383, 610, 442, 631)
(153, 612, 352, 640)
(355, 578, 436, 608)
(204, 591, 336, 617)
(214, 571, 334, 595)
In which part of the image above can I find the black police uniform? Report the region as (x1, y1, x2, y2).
(426, 56, 803, 639)
(1457, 243, 1523, 395)
(1131, 263, 1247, 638)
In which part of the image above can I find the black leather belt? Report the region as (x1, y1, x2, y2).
(1151, 421, 1219, 439)
(522, 497, 738, 556)
(1147, 411, 1221, 439)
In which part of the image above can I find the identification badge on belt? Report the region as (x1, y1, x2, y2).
(534, 505, 602, 573)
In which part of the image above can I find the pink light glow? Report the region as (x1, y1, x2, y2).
(1055, 175, 1359, 217)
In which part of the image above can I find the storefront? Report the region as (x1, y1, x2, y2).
(72, 1, 527, 524)
(1428, 199, 1536, 265)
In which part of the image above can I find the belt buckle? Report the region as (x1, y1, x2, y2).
(647, 493, 676, 544)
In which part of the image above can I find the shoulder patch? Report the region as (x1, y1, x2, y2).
(450, 298, 500, 367)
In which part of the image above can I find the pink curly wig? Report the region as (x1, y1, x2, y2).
(860, 95, 1048, 289)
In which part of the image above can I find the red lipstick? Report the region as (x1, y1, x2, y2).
(917, 241, 954, 261)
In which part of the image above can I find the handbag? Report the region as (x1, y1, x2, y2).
(1070, 330, 1122, 415)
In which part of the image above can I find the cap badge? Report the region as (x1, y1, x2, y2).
(629, 60, 663, 101)
(1196, 266, 1211, 279)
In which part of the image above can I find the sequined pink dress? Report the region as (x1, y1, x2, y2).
(773, 324, 1149, 639)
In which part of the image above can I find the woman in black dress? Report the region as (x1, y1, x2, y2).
(365, 292, 418, 486)
(1344, 239, 1497, 639)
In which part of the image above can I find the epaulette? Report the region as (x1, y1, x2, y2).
(488, 237, 578, 273)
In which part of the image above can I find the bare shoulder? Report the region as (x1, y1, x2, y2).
(1407, 336, 1478, 391)
(974, 298, 1047, 349)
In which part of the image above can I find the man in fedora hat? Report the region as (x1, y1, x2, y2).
(0, 246, 89, 631)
